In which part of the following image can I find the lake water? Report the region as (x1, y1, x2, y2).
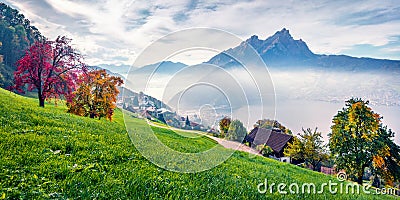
(128, 67, 400, 145)
(271, 99, 400, 145)
(179, 98, 400, 145)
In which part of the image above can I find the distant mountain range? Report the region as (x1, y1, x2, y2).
(126, 28, 400, 74)
(207, 28, 400, 71)
(132, 61, 188, 75)
(97, 64, 135, 78)
(96, 29, 400, 110)
(89, 66, 126, 79)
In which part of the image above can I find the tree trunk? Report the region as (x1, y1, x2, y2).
(38, 91, 45, 107)
(357, 169, 364, 185)
(39, 98, 45, 107)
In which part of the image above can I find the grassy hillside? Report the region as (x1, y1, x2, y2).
(0, 88, 393, 199)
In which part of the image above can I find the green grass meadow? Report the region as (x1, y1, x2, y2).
(0, 88, 393, 199)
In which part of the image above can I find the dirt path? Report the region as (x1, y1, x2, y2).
(207, 135, 261, 156)
(147, 121, 261, 156)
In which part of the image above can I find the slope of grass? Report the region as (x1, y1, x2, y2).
(0, 88, 393, 199)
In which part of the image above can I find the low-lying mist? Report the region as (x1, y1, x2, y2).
(126, 65, 400, 144)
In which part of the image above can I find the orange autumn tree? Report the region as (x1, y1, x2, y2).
(67, 69, 123, 121)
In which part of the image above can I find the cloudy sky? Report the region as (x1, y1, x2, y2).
(3, 0, 400, 66)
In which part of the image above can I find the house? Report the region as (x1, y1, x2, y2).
(190, 121, 205, 130)
(244, 127, 293, 159)
(320, 166, 336, 175)
(190, 121, 199, 127)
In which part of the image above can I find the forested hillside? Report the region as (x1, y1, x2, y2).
(0, 2, 42, 88)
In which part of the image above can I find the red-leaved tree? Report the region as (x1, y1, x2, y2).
(13, 36, 86, 107)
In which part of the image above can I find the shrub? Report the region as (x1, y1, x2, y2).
(256, 144, 274, 157)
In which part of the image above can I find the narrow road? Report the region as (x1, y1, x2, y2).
(147, 120, 261, 156)
(207, 135, 261, 156)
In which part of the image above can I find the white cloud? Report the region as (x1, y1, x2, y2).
(3, 0, 400, 66)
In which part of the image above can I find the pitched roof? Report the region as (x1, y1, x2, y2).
(244, 127, 292, 153)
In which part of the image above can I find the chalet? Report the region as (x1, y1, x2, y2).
(190, 121, 199, 127)
(190, 121, 205, 130)
(320, 166, 336, 175)
(244, 127, 293, 160)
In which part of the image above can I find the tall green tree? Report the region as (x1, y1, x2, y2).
(329, 98, 399, 185)
(185, 116, 190, 127)
(285, 128, 328, 171)
(226, 119, 247, 142)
